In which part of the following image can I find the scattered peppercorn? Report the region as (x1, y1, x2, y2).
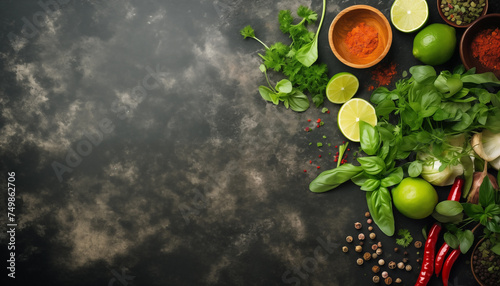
(388, 261, 396, 269)
(402, 258, 409, 263)
(372, 253, 378, 259)
(358, 233, 366, 241)
(346, 236, 353, 243)
(372, 265, 380, 273)
(372, 244, 378, 251)
(405, 265, 412, 272)
(378, 259, 385, 266)
(403, 251, 408, 256)
(397, 262, 405, 270)
(368, 226, 374, 231)
(395, 278, 402, 284)
(365, 211, 371, 218)
(377, 241, 382, 248)
(355, 245, 363, 252)
(342, 246, 349, 253)
(381, 271, 389, 279)
(364, 252, 372, 261)
(373, 275, 380, 283)
(357, 258, 364, 265)
(376, 248, 383, 255)
(367, 218, 373, 224)
(393, 247, 399, 253)
(414, 241, 423, 248)
(370, 233, 376, 240)
(384, 277, 392, 285)
(355, 222, 362, 229)
(416, 258, 421, 263)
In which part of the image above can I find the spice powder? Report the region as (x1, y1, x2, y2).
(344, 22, 379, 57)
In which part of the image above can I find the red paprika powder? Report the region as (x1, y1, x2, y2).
(344, 22, 379, 57)
(471, 27, 500, 71)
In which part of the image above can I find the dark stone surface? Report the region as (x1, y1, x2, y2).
(0, 0, 498, 285)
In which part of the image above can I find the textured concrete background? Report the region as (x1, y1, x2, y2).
(0, 0, 498, 285)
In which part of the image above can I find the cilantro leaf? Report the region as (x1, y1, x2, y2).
(240, 25, 255, 39)
(297, 5, 317, 24)
(278, 10, 294, 34)
(395, 229, 413, 248)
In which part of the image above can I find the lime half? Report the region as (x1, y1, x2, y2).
(337, 98, 377, 142)
(326, 72, 359, 104)
(390, 0, 428, 33)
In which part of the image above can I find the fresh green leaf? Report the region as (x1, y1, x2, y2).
(479, 174, 496, 208)
(258, 86, 274, 102)
(370, 87, 390, 104)
(461, 72, 500, 85)
(240, 25, 255, 39)
(361, 178, 381, 191)
(337, 142, 349, 167)
(435, 200, 464, 217)
(297, 5, 317, 23)
(410, 65, 437, 85)
(275, 79, 293, 93)
(360, 121, 380, 156)
(408, 160, 422, 177)
(309, 163, 363, 193)
(395, 229, 413, 247)
(288, 90, 309, 112)
(351, 172, 374, 187)
(294, 0, 325, 67)
(460, 155, 474, 198)
(444, 232, 459, 249)
(457, 229, 474, 254)
(357, 156, 386, 175)
(367, 187, 395, 236)
(381, 167, 403, 188)
(491, 242, 500, 255)
(278, 10, 294, 34)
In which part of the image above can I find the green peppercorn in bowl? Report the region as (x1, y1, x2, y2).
(437, 0, 488, 28)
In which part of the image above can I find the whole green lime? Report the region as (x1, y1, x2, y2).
(412, 23, 456, 66)
(392, 177, 438, 219)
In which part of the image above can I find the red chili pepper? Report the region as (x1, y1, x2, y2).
(435, 177, 464, 276)
(442, 248, 461, 286)
(447, 177, 464, 201)
(434, 243, 451, 277)
(415, 223, 441, 286)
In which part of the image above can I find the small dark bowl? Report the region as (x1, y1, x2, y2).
(460, 14, 500, 78)
(437, 0, 488, 28)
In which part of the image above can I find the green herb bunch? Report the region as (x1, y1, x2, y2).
(240, 1, 328, 111)
(433, 170, 500, 255)
(309, 65, 500, 237)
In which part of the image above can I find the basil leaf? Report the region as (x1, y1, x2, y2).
(462, 203, 484, 220)
(375, 98, 396, 119)
(360, 121, 380, 156)
(371, 87, 390, 104)
(309, 163, 363, 193)
(366, 187, 395, 236)
(435, 200, 464, 217)
(479, 175, 495, 208)
(444, 232, 459, 249)
(275, 79, 292, 93)
(361, 179, 380, 192)
(381, 167, 403, 188)
(431, 210, 463, 224)
(378, 142, 390, 161)
(381, 167, 404, 188)
(457, 229, 474, 254)
(408, 160, 422, 177)
(288, 90, 310, 112)
(461, 72, 500, 85)
(357, 156, 386, 175)
(258, 86, 274, 102)
(491, 242, 500, 255)
(351, 172, 374, 187)
(486, 216, 500, 233)
(410, 65, 436, 85)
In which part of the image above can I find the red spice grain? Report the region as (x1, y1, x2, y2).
(472, 27, 500, 71)
(368, 62, 397, 91)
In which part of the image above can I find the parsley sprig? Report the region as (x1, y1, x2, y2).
(240, 1, 328, 111)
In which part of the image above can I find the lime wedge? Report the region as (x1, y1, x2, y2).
(390, 0, 428, 33)
(337, 98, 377, 142)
(326, 72, 359, 104)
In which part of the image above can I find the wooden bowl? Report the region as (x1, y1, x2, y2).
(460, 13, 500, 79)
(437, 0, 488, 28)
(328, 5, 392, 69)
